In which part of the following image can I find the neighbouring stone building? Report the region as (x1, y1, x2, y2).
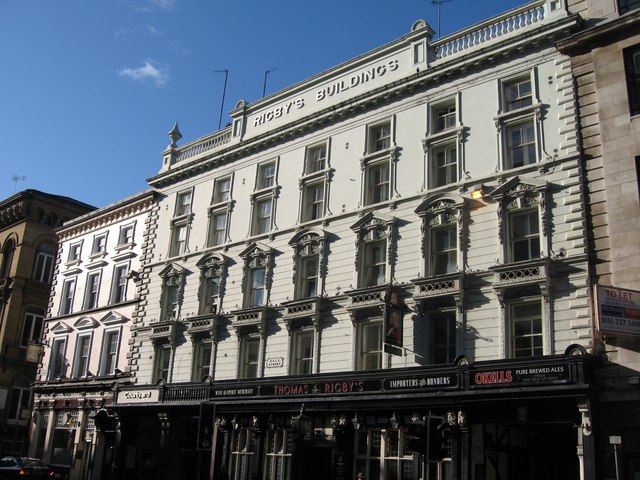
(0, 190, 93, 457)
(557, 0, 640, 477)
(30, 190, 155, 480)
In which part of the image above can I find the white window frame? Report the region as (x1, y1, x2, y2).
(67, 241, 82, 264)
(263, 429, 293, 479)
(362, 239, 387, 288)
(351, 213, 395, 289)
(49, 336, 68, 380)
(300, 181, 326, 223)
(239, 335, 260, 379)
(91, 233, 108, 257)
(59, 278, 77, 315)
(304, 142, 328, 175)
(430, 141, 458, 189)
(110, 263, 129, 305)
(354, 429, 417, 480)
(361, 118, 397, 207)
(257, 161, 277, 190)
(246, 266, 266, 308)
(99, 328, 121, 376)
(20, 307, 45, 348)
(291, 329, 314, 375)
(169, 221, 189, 257)
(192, 339, 213, 381)
(208, 175, 234, 247)
(495, 71, 542, 171)
(508, 207, 541, 263)
(367, 120, 392, 154)
(357, 320, 383, 371)
(429, 222, 458, 276)
(509, 298, 544, 358)
(175, 189, 193, 217)
(34, 245, 55, 283)
(72, 333, 93, 378)
(429, 310, 457, 364)
(154, 343, 172, 382)
(117, 222, 136, 247)
(200, 272, 221, 315)
(83, 271, 102, 310)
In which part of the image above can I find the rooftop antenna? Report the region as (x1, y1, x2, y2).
(11, 175, 25, 194)
(432, 0, 452, 38)
(214, 69, 229, 130)
(262, 67, 278, 98)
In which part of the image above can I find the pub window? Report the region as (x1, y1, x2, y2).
(229, 428, 257, 479)
(264, 429, 293, 479)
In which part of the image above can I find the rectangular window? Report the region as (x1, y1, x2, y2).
(433, 102, 456, 132)
(358, 321, 383, 371)
(291, 330, 314, 375)
(229, 429, 256, 479)
(620, 0, 640, 14)
(363, 241, 386, 288)
(118, 224, 134, 245)
(511, 301, 543, 358)
(34, 246, 55, 283)
(83, 272, 101, 310)
(91, 234, 107, 255)
(247, 267, 266, 307)
(213, 176, 232, 204)
(49, 338, 67, 379)
(68, 243, 82, 262)
(430, 224, 457, 276)
(155, 344, 172, 382)
(624, 45, 640, 116)
(60, 278, 76, 315)
(101, 330, 120, 375)
(240, 337, 260, 379)
(7, 386, 31, 423)
(200, 276, 221, 314)
(253, 198, 273, 235)
(297, 255, 318, 299)
(305, 143, 327, 174)
(208, 211, 228, 246)
(73, 334, 91, 378)
(258, 162, 276, 189)
(21, 309, 44, 347)
(302, 182, 325, 222)
(506, 120, 536, 168)
(162, 281, 179, 320)
(510, 209, 540, 262)
(192, 340, 212, 381)
(366, 163, 390, 205)
(355, 429, 419, 479)
(503, 77, 532, 112)
(263, 430, 293, 479)
(170, 223, 188, 256)
(175, 190, 192, 216)
(430, 312, 457, 364)
(432, 143, 457, 187)
(111, 264, 128, 304)
(368, 121, 392, 153)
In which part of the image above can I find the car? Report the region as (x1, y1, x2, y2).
(0, 456, 54, 479)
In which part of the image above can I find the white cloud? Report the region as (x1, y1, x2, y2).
(118, 61, 170, 87)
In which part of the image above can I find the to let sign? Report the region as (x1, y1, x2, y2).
(596, 285, 640, 337)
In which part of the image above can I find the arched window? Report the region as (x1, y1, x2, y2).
(1, 238, 16, 279)
(34, 245, 55, 283)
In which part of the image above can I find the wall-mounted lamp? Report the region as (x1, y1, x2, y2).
(389, 413, 399, 429)
(351, 413, 362, 431)
(471, 184, 485, 200)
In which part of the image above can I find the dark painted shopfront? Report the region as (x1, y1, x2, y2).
(111, 351, 596, 480)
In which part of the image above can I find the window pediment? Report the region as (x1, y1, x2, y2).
(196, 253, 227, 275)
(159, 262, 187, 278)
(488, 176, 547, 202)
(100, 311, 128, 325)
(50, 322, 72, 334)
(350, 212, 395, 233)
(74, 316, 98, 330)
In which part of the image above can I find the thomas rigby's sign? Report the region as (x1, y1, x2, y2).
(261, 379, 381, 397)
(596, 285, 640, 337)
(470, 364, 570, 388)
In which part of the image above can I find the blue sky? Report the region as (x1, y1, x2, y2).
(0, 0, 527, 208)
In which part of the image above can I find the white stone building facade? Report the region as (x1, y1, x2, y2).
(29, 190, 156, 480)
(109, 2, 602, 480)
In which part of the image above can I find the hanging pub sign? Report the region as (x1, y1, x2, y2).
(384, 288, 405, 356)
(596, 285, 640, 337)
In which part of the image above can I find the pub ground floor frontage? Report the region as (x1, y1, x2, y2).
(111, 351, 600, 480)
